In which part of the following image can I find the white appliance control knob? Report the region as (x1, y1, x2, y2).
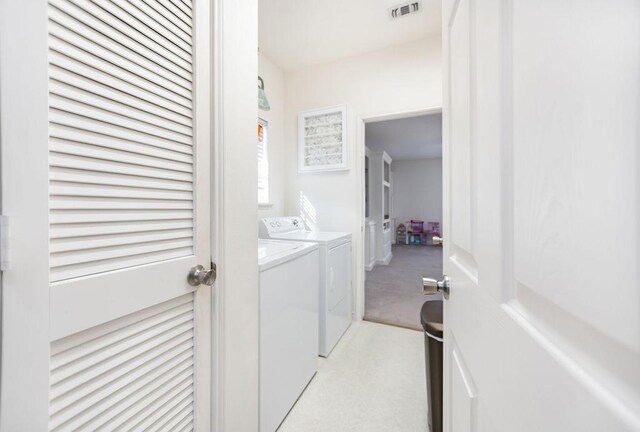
(270, 222, 276, 227)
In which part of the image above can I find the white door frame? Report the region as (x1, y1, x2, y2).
(211, 1, 260, 431)
(211, 2, 223, 429)
(0, 2, 50, 428)
(354, 106, 442, 320)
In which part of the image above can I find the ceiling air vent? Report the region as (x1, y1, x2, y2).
(389, 1, 422, 20)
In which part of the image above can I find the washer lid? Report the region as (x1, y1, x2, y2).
(258, 239, 318, 271)
(266, 230, 351, 248)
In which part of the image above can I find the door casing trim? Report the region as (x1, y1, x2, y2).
(354, 106, 443, 320)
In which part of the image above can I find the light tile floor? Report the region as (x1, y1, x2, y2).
(278, 321, 428, 432)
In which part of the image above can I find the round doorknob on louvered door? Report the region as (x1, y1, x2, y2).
(187, 264, 217, 287)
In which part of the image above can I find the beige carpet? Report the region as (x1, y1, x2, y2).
(364, 245, 443, 331)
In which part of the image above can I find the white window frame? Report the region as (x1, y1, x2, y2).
(258, 118, 270, 205)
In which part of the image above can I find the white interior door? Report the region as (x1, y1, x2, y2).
(441, 0, 640, 431)
(0, 0, 213, 429)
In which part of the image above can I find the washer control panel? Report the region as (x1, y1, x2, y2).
(259, 217, 306, 236)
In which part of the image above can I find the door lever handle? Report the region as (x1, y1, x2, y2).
(422, 275, 450, 299)
(188, 264, 217, 287)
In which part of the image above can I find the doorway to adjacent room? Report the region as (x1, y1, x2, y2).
(363, 111, 443, 331)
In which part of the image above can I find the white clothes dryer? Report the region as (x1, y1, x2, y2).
(259, 217, 352, 357)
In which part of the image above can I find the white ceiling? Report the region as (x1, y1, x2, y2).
(259, 0, 442, 71)
(365, 113, 442, 160)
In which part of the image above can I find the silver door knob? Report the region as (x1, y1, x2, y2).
(432, 236, 443, 245)
(188, 264, 217, 287)
(422, 275, 450, 299)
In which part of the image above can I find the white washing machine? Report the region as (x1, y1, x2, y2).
(259, 217, 352, 357)
(258, 239, 319, 432)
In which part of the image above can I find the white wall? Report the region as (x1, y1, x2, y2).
(282, 37, 442, 317)
(258, 53, 286, 218)
(392, 158, 443, 232)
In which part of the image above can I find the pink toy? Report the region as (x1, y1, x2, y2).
(427, 222, 440, 237)
(410, 220, 424, 234)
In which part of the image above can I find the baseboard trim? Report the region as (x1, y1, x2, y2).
(376, 252, 393, 266)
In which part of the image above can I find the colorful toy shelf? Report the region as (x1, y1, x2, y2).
(397, 220, 441, 246)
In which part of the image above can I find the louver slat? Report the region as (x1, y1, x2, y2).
(50, 0, 192, 81)
(49, 109, 192, 154)
(49, 37, 192, 109)
(50, 219, 194, 239)
(49, 295, 195, 431)
(49, 81, 192, 136)
(49, 58, 192, 118)
(81, 0, 192, 64)
(49, 131, 193, 165)
(88, 368, 193, 430)
(50, 176, 192, 194)
(50, 209, 193, 224)
(117, 0, 191, 51)
(170, 0, 192, 18)
(50, 229, 195, 253)
(50, 95, 192, 145)
(49, 138, 194, 175)
(132, 0, 192, 40)
(122, 389, 193, 431)
(50, 0, 193, 71)
(48, 22, 192, 101)
(48, 7, 192, 90)
(162, 0, 192, 23)
(48, 0, 195, 285)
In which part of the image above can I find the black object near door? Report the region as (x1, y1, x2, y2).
(421, 300, 443, 432)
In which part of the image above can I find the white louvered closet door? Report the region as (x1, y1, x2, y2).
(46, 0, 212, 430)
